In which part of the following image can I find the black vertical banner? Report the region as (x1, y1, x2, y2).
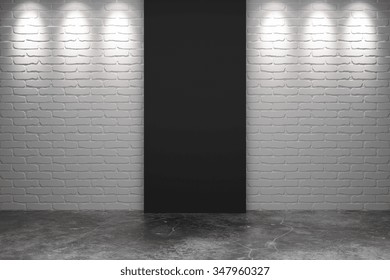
(145, 0, 246, 213)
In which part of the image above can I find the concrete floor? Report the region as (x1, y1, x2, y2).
(0, 211, 389, 259)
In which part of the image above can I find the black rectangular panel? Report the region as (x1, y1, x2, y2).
(145, 0, 246, 213)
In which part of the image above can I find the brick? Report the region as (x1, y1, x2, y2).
(13, 195, 39, 203)
(26, 204, 53, 210)
(1, 0, 390, 211)
(364, 203, 390, 210)
(91, 195, 117, 203)
(14, 88, 38, 95)
(0, 203, 26, 210)
(52, 203, 79, 210)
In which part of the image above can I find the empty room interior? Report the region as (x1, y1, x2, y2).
(0, 0, 390, 260)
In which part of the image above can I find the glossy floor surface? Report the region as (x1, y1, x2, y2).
(0, 211, 389, 259)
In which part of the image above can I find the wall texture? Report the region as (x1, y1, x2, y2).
(247, 0, 390, 210)
(0, 0, 390, 210)
(0, 0, 144, 210)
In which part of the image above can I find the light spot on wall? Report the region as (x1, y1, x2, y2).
(101, 3, 141, 81)
(11, 3, 48, 80)
(345, 4, 376, 51)
(304, 8, 337, 47)
(62, 8, 91, 44)
(261, 11, 287, 41)
(105, 11, 133, 46)
(13, 3, 47, 48)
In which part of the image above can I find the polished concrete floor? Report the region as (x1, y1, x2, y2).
(0, 211, 389, 259)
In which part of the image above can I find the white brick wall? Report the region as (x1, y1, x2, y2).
(247, 0, 390, 210)
(0, 0, 144, 210)
(1, 0, 390, 211)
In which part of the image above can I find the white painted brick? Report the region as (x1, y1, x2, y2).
(0, 0, 144, 211)
(1, 0, 390, 211)
(0, 203, 26, 210)
(364, 203, 390, 210)
(246, 0, 390, 210)
(52, 204, 79, 210)
(13, 195, 39, 203)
